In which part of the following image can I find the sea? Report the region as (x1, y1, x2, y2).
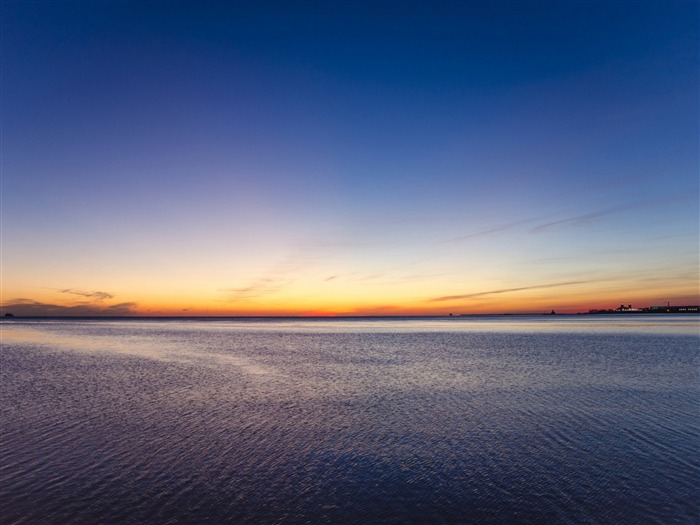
(1, 316, 698, 524)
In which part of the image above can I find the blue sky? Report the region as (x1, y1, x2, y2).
(2, 1, 698, 315)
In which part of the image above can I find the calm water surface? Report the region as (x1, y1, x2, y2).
(1, 316, 698, 524)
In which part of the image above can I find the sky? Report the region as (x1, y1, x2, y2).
(1, 0, 698, 316)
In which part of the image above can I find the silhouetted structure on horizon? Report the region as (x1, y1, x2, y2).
(588, 304, 699, 314)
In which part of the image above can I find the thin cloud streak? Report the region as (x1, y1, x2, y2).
(431, 281, 589, 302)
(218, 278, 294, 301)
(531, 194, 696, 233)
(531, 205, 637, 232)
(55, 288, 115, 301)
(217, 252, 311, 302)
(442, 219, 534, 244)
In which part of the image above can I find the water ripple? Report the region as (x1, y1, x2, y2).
(1, 318, 698, 524)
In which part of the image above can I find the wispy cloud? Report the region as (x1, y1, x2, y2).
(356, 272, 444, 287)
(442, 219, 534, 243)
(54, 288, 114, 301)
(531, 194, 695, 233)
(107, 302, 138, 313)
(531, 204, 637, 232)
(219, 278, 293, 301)
(1, 298, 137, 316)
(431, 280, 588, 302)
(218, 250, 318, 302)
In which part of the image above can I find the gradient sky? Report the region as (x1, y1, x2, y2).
(2, 1, 698, 316)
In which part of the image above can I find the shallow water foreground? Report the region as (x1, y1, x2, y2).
(1, 316, 698, 524)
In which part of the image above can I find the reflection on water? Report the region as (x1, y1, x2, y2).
(1, 317, 699, 524)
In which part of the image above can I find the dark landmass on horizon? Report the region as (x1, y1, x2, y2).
(2, 306, 699, 320)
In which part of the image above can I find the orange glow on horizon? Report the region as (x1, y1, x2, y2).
(11, 295, 695, 317)
(2, 274, 698, 317)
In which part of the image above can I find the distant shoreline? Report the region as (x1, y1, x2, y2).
(1, 311, 698, 321)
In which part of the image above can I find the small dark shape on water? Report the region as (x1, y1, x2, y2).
(4, 313, 14, 317)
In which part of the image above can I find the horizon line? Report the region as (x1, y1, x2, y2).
(3, 310, 699, 320)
